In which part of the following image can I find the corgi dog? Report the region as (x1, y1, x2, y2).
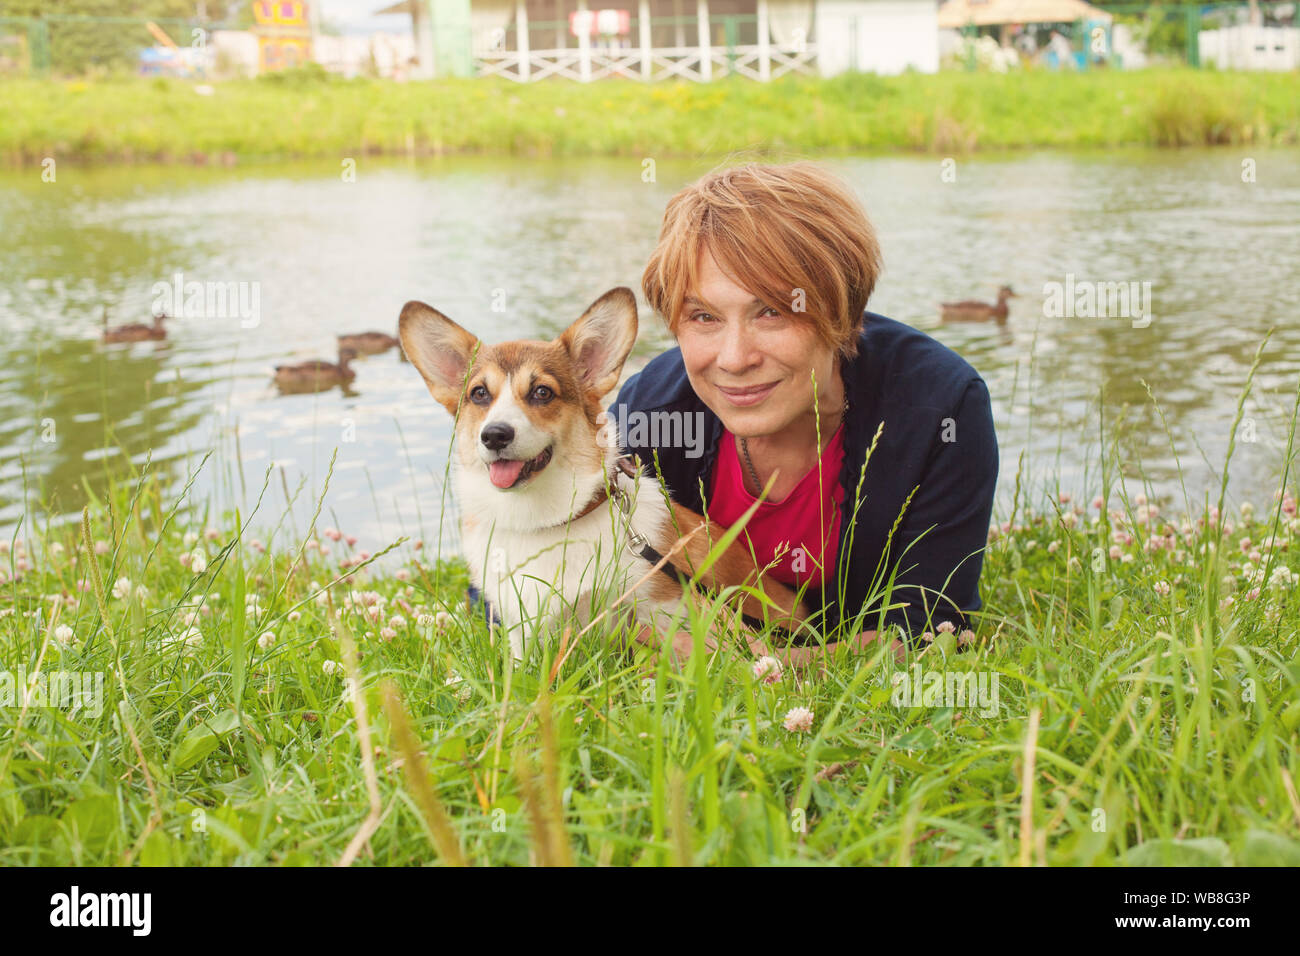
(398, 286, 809, 661)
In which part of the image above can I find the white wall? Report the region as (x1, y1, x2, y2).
(212, 30, 259, 77)
(1198, 25, 1300, 70)
(314, 33, 418, 77)
(816, 0, 938, 75)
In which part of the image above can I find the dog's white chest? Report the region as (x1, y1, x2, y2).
(457, 473, 676, 659)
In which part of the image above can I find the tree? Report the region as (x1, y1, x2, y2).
(0, 1, 245, 74)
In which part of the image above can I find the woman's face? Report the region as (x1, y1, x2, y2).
(675, 247, 839, 440)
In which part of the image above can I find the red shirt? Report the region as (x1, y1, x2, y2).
(706, 424, 846, 591)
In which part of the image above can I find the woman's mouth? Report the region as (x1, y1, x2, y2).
(486, 446, 553, 489)
(716, 382, 779, 407)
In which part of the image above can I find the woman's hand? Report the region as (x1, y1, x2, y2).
(772, 629, 908, 673)
(634, 624, 770, 667)
(633, 625, 716, 667)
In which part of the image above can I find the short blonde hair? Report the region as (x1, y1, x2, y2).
(642, 161, 883, 358)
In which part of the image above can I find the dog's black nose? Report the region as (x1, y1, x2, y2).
(480, 422, 514, 451)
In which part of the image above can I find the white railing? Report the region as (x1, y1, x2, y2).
(474, 43, 818, 82)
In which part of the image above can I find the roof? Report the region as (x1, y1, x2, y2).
(937, 0, 1113, 27)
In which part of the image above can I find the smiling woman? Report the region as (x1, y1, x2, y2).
(618, 161, 1000, 661)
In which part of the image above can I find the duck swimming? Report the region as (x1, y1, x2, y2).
(337, 331, 399, 355)
(102, 307, 168, 343)
(940, 286, 1018, 323)
(273, 348, 359, 393)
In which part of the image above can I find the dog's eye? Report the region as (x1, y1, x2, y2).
(469, 385, 490, 405)
(530, 385, 554, 403)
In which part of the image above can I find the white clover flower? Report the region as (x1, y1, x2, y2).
(783, 706, 815, 733)
(444, 671, 471, 702)
(111, 576, 131, 599)
(751, 655, 783, 685)
(258, 631, 275, 649)
(1268, 565, 1297, 590)
(53, 624, 75, 645)
(134, 584, 149, 601)
(190, 549, 207, 574)
(1153, 580, 1171, 596)
(288, 610, 301, 622)
(322, 660, 341, 676)
(183, 531, 198, 547)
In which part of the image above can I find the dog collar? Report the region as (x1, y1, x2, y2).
(548, 456, 799, 642)
(546, 455, 641, 529)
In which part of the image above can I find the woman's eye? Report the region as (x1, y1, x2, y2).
(759, 306, 781, 318)
(469, 385, 490, 404)
(690, 312, 716, 324)
(530, 385, 553, 403)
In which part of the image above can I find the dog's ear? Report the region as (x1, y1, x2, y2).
(399, 301, 480, 414)
(559, 287, 638, 398)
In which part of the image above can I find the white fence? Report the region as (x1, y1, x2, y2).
(475, 42, 817, 81)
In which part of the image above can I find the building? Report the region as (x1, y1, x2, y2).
(375, 0, 940, 80)
(253, 0, 315, 72)
(1198, 23, 1300, 69)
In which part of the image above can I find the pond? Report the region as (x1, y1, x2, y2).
(3, 148, 1299, 556)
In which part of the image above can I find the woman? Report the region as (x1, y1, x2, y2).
(616, 161, 999, 663)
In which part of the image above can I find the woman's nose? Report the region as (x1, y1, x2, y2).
(717, 322, 757, 373)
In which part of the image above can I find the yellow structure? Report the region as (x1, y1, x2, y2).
(252, 0, 314, 72)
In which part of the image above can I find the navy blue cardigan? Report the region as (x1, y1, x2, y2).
(610, 311, 999, 643)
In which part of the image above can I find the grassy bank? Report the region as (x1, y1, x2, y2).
(3, 435, 1300, 865)
(4, 67, 1298, 166)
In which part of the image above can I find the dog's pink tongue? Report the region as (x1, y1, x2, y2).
(488, 459, 526, 489)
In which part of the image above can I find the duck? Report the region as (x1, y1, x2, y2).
(273, 348, 359, 393)
(102, 306, 168, 343)
(940, 285, 1018, 323)
(337, 330, 399, 355)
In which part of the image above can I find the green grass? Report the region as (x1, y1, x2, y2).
(3, 66, 1298, 166)
(3, 361, 1300, 867)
